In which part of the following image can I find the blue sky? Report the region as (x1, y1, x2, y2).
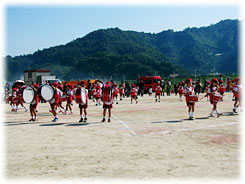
(6, 5, 239, 56)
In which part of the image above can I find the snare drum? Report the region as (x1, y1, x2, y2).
(188, 95, 198, 102)
(37, 84, 54, 101)
(213, 94, 222, 102)
(74, 87, 87, 104)
(12, 97, 18, 103)
(60, 95, 67, 102)
(17, 85, 35, 104)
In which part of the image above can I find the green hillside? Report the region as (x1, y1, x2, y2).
(5, 19, 239, 81)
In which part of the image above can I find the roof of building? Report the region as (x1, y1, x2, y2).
(24, 69, 50, 73)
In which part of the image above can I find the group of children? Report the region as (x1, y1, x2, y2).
(8, 77, 242, 122)
(180, 77, 242, 120)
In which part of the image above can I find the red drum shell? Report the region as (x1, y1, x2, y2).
(213, 94, 222, 102)
(17, 85, 27, 103)
(60, 96, 67, 102)
(12, 97, 18, 103)
(75, 88, 82, 104)
(103, 84, 112, 105)
(188, 95, 198, 102)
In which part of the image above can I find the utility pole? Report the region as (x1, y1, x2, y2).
(173, 71, 175, 84)
(195, 69, 196, 82)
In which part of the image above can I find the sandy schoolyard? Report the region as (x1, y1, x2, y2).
(3, 92, 241, 180)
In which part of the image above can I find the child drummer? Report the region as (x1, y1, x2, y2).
(102, 82, 113, 122)
(112, 84, 119, 104)
(50, 82, 61, 122)
(219, 80, 226, 99)
(119, 83, 124, 100)
(29, 84, 39, 121)
(130, 84, 138, 104)
(208, 78, 222, 117)
(10, 87, 18, 112)
(233, 77, 242, 113)
(64, 83, 73, 115)
(184, 78, 196, 120)
(178, 82, 184, 101)
(155, 82, 162, 102)
(78, 81, 89, 122)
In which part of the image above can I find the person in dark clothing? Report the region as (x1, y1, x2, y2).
(160, 80, 165, 96)
(166, 80, 171, 96)
(87, 80, 92, 99)
(125, 82, 131, 97)
(139, 80, 145, 97)
(174, 84, 178, 96)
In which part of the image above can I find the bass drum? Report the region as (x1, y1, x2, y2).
(103, 84, 112, 105)
(74, 87, 87, 105)
(18, 85, 35, 104)
(37, 84, 54, 101)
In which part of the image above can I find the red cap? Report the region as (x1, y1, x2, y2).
(52, 82, 58, 87)
(185, 78, 192, 84)
(211, 78, 218, 83)
(179, 82, 182, 85)
(58, 85, 63, 90)
(33, 84, 39, 89)
(220, 80, 223, 83)
(132, 84, 136, 87)
(207, 81, 211, 84)
(113, 84, 117, 87)
(12, 88, 17, 91)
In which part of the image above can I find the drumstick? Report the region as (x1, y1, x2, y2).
(199, 95, 207, 100)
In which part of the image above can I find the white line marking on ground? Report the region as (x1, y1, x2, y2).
(113, 115, 137, 135)
(145, 122, 239, 136)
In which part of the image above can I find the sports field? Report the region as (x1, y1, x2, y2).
(4, 92, 241, 179)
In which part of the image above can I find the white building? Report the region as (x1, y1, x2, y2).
(24, 69, 56, 85)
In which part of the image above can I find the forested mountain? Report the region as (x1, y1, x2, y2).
(5, 19, 239, 81)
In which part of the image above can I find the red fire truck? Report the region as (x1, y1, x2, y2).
(138, 76, 162, 93)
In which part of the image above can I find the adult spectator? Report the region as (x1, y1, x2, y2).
(139, 79, 145, 97)
(87, 80, 92, 99)
(160, 80, 165, 96)
(166, 80, 171, 96)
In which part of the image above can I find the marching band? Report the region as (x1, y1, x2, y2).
(5, 77, 242, 123)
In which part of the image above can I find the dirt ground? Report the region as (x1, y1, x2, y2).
(3, 92, 241, 180)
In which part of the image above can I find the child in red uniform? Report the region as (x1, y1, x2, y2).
(64, 83, 73, 115)
(95, 85, 101, 106)
(29, 84, 39, 121)
(50, 82, 61, 122)
(219, 80, 226, 100)
(10, 87, 18, 111)
(233, 77, 242, 113)
(112, 84, 119, 104)
(91, 85, 96, 102)
(102, 82, 113, 122)
(155, 83, 162, 102)
(119, 84, 124, 100)
(78, 81, 89, 122)
(58, 84, 65, 113)
(178, 82, 184, 102)
(184, 78, 195, 120)
(15, 85, 28, 112)
(208, 78, 221, 117)
(130, 84, 138, 104)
